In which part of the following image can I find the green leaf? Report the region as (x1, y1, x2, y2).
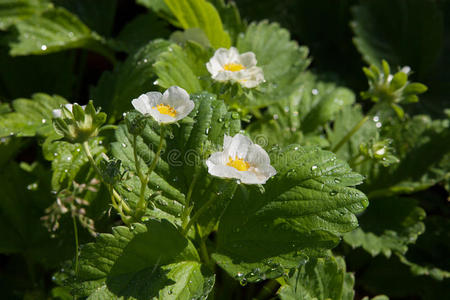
(0, 93, 67, 138)
(91, 39, 171, 122)
(7, 7, 113, 59)
(248, 73, 355, 147)
(111, 93, 240, 225)
(154, 42, 212, 93)
(0, 0, 52, 30)
(213, 145, 368, 281)
(72, 220, 214, 299)
(361, 115, 450, 198)
(112, 12, 170, 54)
(399, 216, 450, 280)
(164, 0, 231, 48)
(236, 21, 310, 102)
(351, 0, 444, 76)
(344, 197, 425, 257)
(279, 256, 354, 300)
(44, 138, 104, 191)
(209, 0, 244, 44)
(326, 105, 378, 162)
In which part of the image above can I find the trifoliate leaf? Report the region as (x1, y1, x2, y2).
(209, 0, 245, 44)
(344, 197, 425, 257)
(0, 0, 52, 30)
(248, 73, 355, 147)
(90, 39, 171, 122)
(351, 0, 444, 76)
(111, 93, 240, 225)
(7, 7, 113, 59)
(235, 21, 310, 108)
(278, 256, 354, 300)
(0, 93, 67, 138)
(72, 220, 214, 299)
(153, 42, 212, 93)
(164, 0, 231, 48)
(213, 145, 368, 281)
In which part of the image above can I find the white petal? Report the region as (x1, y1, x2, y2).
(238, 52, 257, 68)
(163, 86, 190, 106)
(245, 144, 270, 167)
(132, 92, 162, 115)
(207, 164, 242, 181)
(223, 134, 252, 159)
(174, 99, 195, 121)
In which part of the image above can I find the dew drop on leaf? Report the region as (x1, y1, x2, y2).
(121, 143, 127, 148)
(329, 191, 338, 196)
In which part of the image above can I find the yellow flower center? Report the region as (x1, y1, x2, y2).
(227, 156, 250, 171)
(153, 104, 177, 117)
(224, 63, 245, 72)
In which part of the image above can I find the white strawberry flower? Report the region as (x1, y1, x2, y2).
(206, 134, 276, 184)
(206, 47, 265, 88)
(52, 103, 86, 118)
(131, 86, 195, 124)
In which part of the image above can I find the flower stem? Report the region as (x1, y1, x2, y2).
(196, 224, 212, 269)
(72, 215, 79, 275)
(136, 126, 165, 215)
(82, 141, 131, 221)
(332, 115, 369, 153)
(182, 194, 215, 236)
(181, 172, 199, 229)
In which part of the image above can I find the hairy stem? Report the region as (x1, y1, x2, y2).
(136, 126, 166, 215)
(72, 215, 79, 275)
(332, 115, 369, 153)
(182, 195, 215, 236)
(181, 172, 199, 229)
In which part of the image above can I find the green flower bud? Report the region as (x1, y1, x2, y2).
(361, 60, 427, 119)
(99, 159, 122, 185)
(125, 111, 147, 136)
(52, 101, 107, 143)
(360, 138, 399, 167)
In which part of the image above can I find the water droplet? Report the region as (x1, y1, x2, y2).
(376, 122, 382, 128)
(41, 119, 47, 124)
(311, 165, 318, 171)
(26, 183, 38, 190)
(64, 169, 68, 173)
(294, 146, 299, 150)
(168, 289, 173, 295)
(231, 112, 240, 119)
(373, 116, 379, 122)
(205, 127, 210, 134)
(239, 278, 247, 286)
(329, 191, 338, 196)
(273, 114, 279, 120)
(68, 32, 74, 38)
(153, 80, 159, 85)
(334, 178, 341, 183)
(236, 180, 241, 185)
(41, 45, 47, 51)
(121, 143, 127, 148)
(143, 58, 148, 63)
(53, 152, 58, 157)
(218, 117, 223, 122)
(312, 89, 319, 95)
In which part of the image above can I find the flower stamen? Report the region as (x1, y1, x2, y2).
(154, 103, 177, 117)
(224, 63, 245, 72)
(227, 156, 250, 171)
